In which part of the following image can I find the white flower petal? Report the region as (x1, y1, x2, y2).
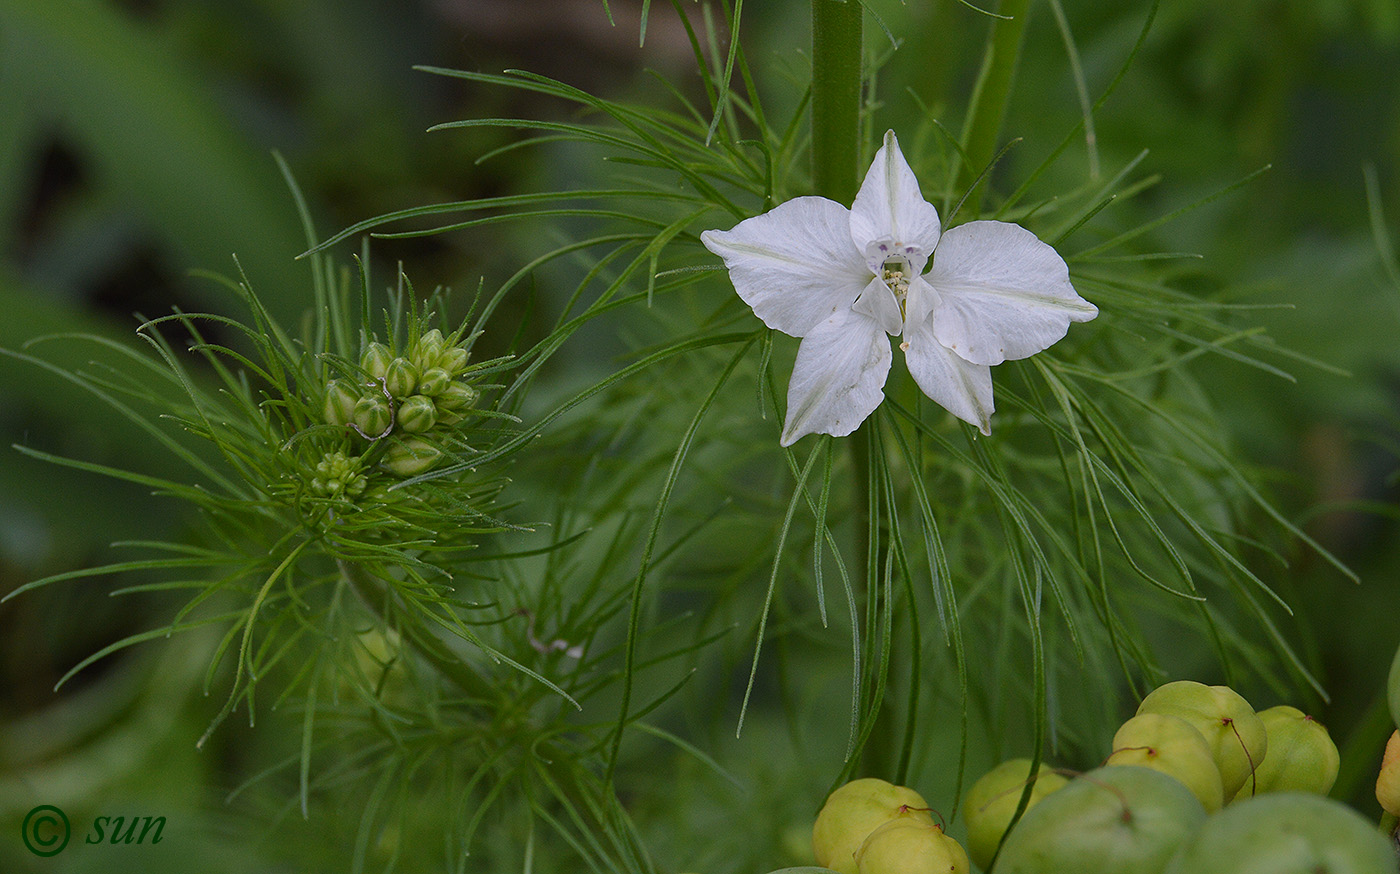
(851, 275, 904, 336)
(926, 220, 1098, 366)
(849, 131, 943, 274)
(780, 306, 892, 446)
(903, 320, 994, 435)
(702, 197, 871, 338)
(902, 274, 939, 333)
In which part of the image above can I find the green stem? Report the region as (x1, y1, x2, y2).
(811, 0, 863, 204)
(959, 0, 1033, 213)
(340, 560, 499, 704)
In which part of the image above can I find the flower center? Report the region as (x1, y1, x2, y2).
(880, 258, 911, 321)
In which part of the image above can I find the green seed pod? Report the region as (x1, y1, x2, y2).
(383, 357, 418, 399)
(396, 395, 438, 433)
(1231, 706, 1338, 800)
(962, 759, 1068, 870)
(813, 778, 934, 874)
(995, 766, 1206, 874)
(1164, 793, 1395, 874)
(438, 345, 469, 375)
(1137, 681, 1267, 800)
(416, 367, 451, 397)
(361, 342, 393, 380)
(352, 394, 393, 437)
(381, 437, 441, 477)
(855, 813, 969, 874)
(1378, 730, 1400, 818)
(322, 379, 360, 427)
(435, 382, 479, 412)
(1107, 712, 1225, 812)
(412, 328, 445, 372)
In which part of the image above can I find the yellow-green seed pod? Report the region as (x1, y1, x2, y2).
(436, 382, 479, 412)
(417, 367, 451, 397)
(813, 778, 934, 874)
(962, 759, 1069, 870)
(383, 357, 418, 399)
(381, 437, 441, 477)
(855, 814, 969, 874)
(352, 395, 393, 437)
(396, 395, 438, 433)
(361, 342, 393, 380)
(1137, 681, 1267, 800)
(1379, 730, 1400, 818)
(323, 379, 359, 427)
(1231, 706, 1338, 800)
(1108, 712, 1225, 812)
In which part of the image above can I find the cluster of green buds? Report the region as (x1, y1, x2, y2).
(322, 329, 481, 477)
(309, 450, 369, 499)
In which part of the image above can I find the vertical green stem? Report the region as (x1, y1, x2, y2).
(959, 0, 1033, 212)
(811, 0, 863, 204)
(811, 0, 867, 555)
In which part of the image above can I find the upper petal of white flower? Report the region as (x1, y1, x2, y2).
(780, 305, 892, 446)
(849, 131, 943, 275)
(925, 220, 1098, 366)
(902, 319, 995, 435)
(701, 197, 871, 338)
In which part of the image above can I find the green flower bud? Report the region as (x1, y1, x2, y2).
(310, 451, 368, 498)
(412, 329, 445, 372)
(396, 395, 438, 433)
(436, 382, 479, 412)
(322, 379, 359, 427)
(352, 394, 393, 437)
(438, 345, 469, 375)
(416, 367, 451, 397)
(383, 357, 418, 399)
(381, 437, 441, 477)
(361, 342, 393, 380)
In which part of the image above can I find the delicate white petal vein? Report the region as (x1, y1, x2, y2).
(780, 306, 891, 446)
(926, 221, 1098, 366)
(701, 197, 870, 338)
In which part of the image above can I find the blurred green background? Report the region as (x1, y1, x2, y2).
(1, 0, 1397, 871)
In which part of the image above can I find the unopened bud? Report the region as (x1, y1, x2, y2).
(436, 382, 479, 412)
(352, 394, 393, 438)
(413, 329, 445, 371)
(361, 342, 393, 380)
(396, 395, 438, 433)
(323, 379, 359, 427)
(438, 346, 469, 375)
(417, 367, 451, 397)
(383, 357, 418, 399)
(381, 437, 442, 477)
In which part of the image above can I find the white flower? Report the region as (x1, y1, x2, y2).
(702, 130, 1098, 446)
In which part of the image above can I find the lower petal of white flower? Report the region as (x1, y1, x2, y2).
(780, 306, 892, 446)
(902, 320, 994, 435)
(926, 220, 1098, 366)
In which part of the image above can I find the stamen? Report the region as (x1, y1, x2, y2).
(881, 259, 910, 320)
